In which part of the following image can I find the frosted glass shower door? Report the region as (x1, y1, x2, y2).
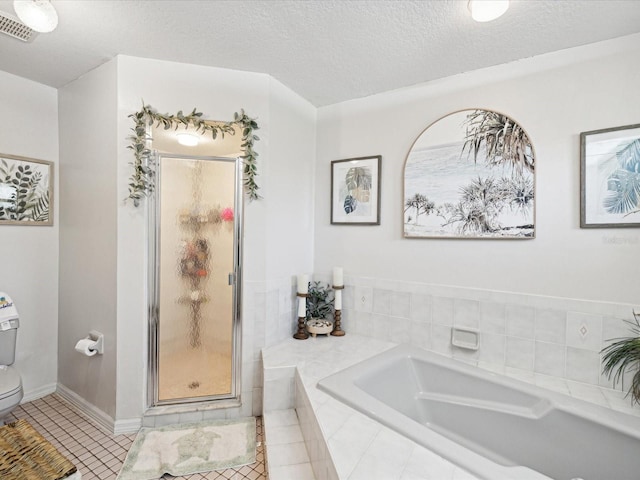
(153, 154, 240, 404)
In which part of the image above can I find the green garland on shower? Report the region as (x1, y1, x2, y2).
(126, 103, 260, 206)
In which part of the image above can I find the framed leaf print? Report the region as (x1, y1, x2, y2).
(0, 153, 53, 226)
(580, 123, 640, 228)
(331, 155, 381, 225)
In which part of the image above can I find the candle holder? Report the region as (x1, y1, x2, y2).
(331, 285, 345, 336)
(293, 292, 309, 340)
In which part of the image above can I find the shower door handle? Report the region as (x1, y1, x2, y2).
(228, 273, 235, 286)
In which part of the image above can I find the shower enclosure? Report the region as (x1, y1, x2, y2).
(148, 153, 242, 406)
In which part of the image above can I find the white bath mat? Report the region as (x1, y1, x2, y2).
(117, 417, 256, 480)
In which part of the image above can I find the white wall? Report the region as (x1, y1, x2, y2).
(265, 77, 317, 282)
(314, 35, 640, 305)
(262, 77, 317, 344)
(115, 56, 317, 422)
(58, 60, 118, 418)
(0, 71, 58, 400)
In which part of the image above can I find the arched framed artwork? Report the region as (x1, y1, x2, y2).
(403, 109, 535, 239)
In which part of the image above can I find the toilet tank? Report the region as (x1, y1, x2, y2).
(0, 294, 19, 366)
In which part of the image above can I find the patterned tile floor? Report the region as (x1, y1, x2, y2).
(8, 394, 268, 480)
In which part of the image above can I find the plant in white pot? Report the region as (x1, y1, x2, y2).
(306, 281, 335, 337)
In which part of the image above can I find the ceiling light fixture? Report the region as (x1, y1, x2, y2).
(13, 0, 58, 33)
(468, 0, 509, 23)
(176, 133, 199, 147)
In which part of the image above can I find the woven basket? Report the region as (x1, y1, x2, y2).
(0, 418, 77, 480)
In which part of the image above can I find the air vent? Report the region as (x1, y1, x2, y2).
(0, 9, 36, 42)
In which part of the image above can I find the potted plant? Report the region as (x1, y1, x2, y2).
(306, 281, 335, 337)
(601, 311, 640, 404)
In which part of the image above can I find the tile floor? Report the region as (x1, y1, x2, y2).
(8, 394, 268, 480)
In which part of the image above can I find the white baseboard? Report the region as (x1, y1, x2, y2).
(55, 383, 117, 435)
(21, 383, 57, 403)
(114, 417, 142, 435)
(19, 383, 142, 435)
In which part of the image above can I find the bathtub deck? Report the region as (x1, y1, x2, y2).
(262, 335, 479, 480)
(262, 334, 640, 480)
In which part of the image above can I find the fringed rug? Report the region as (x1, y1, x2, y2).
(0, 418, 78, 480)
(117, 417, 256, 480)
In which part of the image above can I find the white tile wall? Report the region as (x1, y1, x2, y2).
(478, 333, 505, 365)
(390, 292, 411, 318)
(338, 276, 638, 391)
(409, 293, 431, 323)
(505, 337, 534, 370)
(372, 289, 391, 315)
(295, 375, 339, 480)
(431, 324, 454, 357)
(566, 347, 600, 384)
(342, 286, 355, 310)
(264, 407, 317, 480)
(566, 312, 603, 352)
(602, 315, 631, 339)
(453, 299, 479, 329)
(505, 304, 535, 338)
(432, 297, 454, 326)
(354, 286, 373, 312)
(409, 320, 431, 350)
(534, 309, 566, 344)
(534, 341, 566, 377)
(245, 276, 298, 416)
(479, 302, 505, 334)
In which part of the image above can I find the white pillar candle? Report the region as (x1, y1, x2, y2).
(333, 267, 344, 286)
(297, 296, 307, 318)
(335, 289, 342, 310)
(297, 274, 308, 294)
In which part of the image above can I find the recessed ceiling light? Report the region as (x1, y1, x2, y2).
(468, 0, 509, 23)
(13, 0, 58, 33)
(177, 133, 199, 147)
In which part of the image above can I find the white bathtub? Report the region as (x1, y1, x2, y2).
(317, 344, 640, 480)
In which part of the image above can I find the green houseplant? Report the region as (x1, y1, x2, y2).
(601, 311, 640, 404)
(305, 282, 334, 337)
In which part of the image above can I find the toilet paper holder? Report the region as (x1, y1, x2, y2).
(86, 330, 104, 354)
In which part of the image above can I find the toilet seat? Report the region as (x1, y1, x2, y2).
(0, 366, 22, 400)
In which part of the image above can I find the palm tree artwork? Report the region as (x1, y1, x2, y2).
(404, 109, 535, 238)
(581, 124, 640, 227)
(404, 193, 435, 225)
(603, 139, 640, 216)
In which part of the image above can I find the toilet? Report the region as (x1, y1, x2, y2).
(0, 293, 23, 424)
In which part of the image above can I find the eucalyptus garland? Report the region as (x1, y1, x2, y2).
(127, 104, 260, 206)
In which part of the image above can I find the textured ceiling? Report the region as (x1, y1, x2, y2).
(0, 0, 639, 106)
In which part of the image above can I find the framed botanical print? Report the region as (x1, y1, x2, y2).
(331, 155, 381, 225)
(0, 153, 53, 226)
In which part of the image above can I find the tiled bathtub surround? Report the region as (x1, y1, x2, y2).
(242, 277, 298, 417)
(263, 336, 640, 480)
(252, 273, 637, 399)
(323, 275, 640, 392)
